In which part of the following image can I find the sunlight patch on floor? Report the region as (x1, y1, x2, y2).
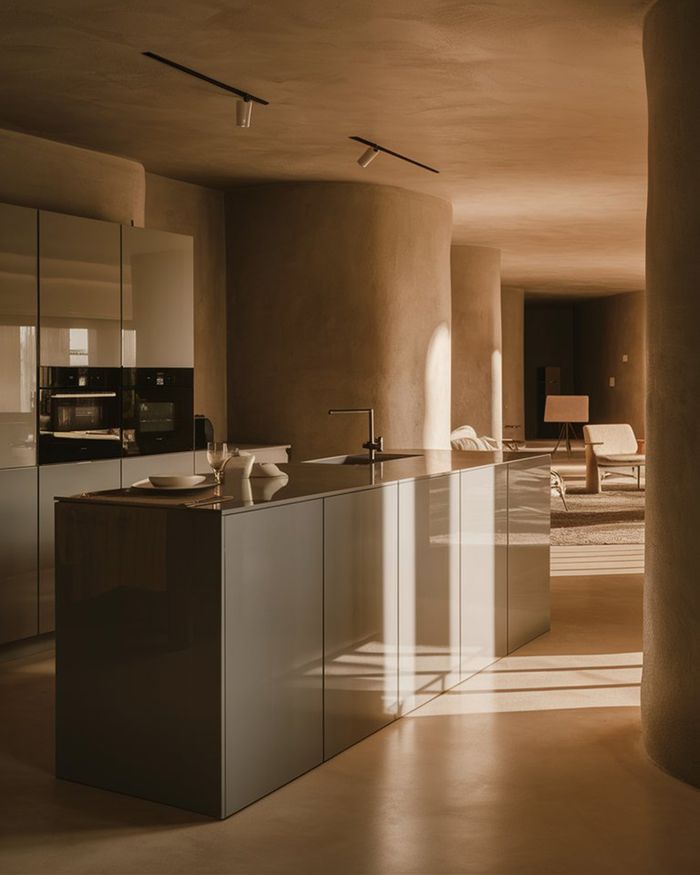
(551, 544, 644, 576)
(406, 650, 642, 716)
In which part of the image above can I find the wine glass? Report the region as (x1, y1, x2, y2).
(207, 442, 233, 485)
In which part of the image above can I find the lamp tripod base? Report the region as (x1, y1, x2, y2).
(553, 421, 578, 454)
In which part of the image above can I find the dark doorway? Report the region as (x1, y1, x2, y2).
(524, 302, 575, 439)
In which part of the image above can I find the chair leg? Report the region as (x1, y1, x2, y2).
(559, 486, 568, 511)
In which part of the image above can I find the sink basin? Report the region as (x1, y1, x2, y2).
(309, 453, 422, 465)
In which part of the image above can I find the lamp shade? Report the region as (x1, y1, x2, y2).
(544, 395, 589, 423)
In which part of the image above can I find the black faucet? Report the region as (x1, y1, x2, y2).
(328, 408, 384, 463)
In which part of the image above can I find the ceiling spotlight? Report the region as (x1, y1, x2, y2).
(142, 52, 269, 131)
(358, 146, 380, 168)
(350, 136, 440, 174)
(236, 97, 253, 128)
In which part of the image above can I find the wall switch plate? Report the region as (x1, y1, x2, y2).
(609, 376, 616, 388)
(622, 354, 629, 363)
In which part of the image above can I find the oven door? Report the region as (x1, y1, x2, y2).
(122, 386, 193, 456)
(39, 390, 121, 464)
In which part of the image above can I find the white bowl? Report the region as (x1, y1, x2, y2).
(251, 462, 285, 478)
(148, 474, 207, 489)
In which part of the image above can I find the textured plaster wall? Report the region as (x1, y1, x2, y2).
(501, 287, 525, 441)
(226, 182, 452, 461)
(574, 291, 645, 437)
(0, 128, 144, 224)
(144, 174, 227, 438)
(451, 246, 502, 439)
(642, 0, 700, 787)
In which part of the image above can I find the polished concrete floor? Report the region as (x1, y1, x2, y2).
(2, 571, 700, 875)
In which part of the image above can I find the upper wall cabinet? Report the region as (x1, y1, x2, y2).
(122, 227, 194, 369)
(39, 212, 121, 368)
(0, 204, 37, 469)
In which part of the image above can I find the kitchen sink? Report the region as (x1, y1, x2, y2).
(308, 453, 422, 465)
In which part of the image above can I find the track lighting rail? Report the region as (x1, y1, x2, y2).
(142, 51, 269, 106)
(350, 136, 440, 173)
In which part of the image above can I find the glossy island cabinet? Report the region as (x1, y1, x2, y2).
(54, 450, 550, 818)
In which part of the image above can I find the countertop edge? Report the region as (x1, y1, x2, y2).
(54, 451, 551, 515)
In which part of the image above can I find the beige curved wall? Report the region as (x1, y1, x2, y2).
(451, 246, 503, 439)
(226, 182, 453, 461)
(642, 0, 700, 786)
(0, 128, 145, 225)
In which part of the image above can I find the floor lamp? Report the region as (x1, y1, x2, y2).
(544, 395, 590, 454)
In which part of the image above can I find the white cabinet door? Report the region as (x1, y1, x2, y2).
(507, 459, 551, 652)
(39, 212, 120, 367)
(0, 466, 38, 644)
(122, 451, 194, 487)
(0, 204, 37, 469)
(224, 500, 323, 816)
(398, 473, 460, 714)
(122, 227, 193, 369)
(39, 459, 121, 632)
(460, 465, 508, 679)
(323, 484, 399, 757)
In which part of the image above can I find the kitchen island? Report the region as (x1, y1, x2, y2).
(55, 449, 550, 818)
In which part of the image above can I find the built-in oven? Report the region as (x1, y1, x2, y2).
(38, 367, 122, 464)
(121, 368, 194, 457)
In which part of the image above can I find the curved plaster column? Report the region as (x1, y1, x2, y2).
(643, 0, 700, 786)
(451, 246, 503, 440)
(226, 183, 453, 461)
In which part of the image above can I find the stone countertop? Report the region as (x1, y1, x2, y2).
(56, 449, 550, 515)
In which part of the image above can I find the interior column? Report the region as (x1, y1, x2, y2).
(642, 0, 700, 786)
(226, 182, 453, 461)
(451, 246, 503, 440)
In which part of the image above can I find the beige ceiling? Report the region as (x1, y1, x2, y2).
(0, 0, 651, 296)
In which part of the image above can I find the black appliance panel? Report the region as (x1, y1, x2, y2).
(122, 368, 194, 457)
(38, 367, 121, 464)
(194, 415, 214, 450)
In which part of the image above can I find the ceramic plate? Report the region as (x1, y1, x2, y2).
(131, 478, 214, 492)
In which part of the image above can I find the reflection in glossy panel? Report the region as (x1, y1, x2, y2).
(39, 211, 120, 368)
(507, 459, 551, 651)
(39, 458, 121, 633)
(460, 466, 508, 678)
(324, 485, 399, 757)
(398, 473, 460, 714)
(224, 501, 323, 815)
(122, 226, 194, 369)
(0, 203, 37, 469)
(55, 502, 222, 816)
(0, 466, 38, 643)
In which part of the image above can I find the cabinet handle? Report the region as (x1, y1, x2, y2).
(51, 392, 117, 399)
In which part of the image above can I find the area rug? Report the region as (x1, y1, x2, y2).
(551, 484, 645, 545)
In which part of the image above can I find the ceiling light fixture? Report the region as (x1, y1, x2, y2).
(350, 136, 440, 174)
(142, 51, 269, 128)
(236, 97, 253, 128)
(357, 146, 380, 168)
